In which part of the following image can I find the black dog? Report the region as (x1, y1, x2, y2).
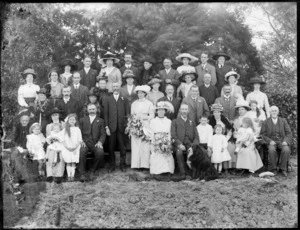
(187, 145, 219, 181)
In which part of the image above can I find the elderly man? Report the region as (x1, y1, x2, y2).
(199, 73, 219, 107)
(171, 103, 200, 178)
(214, 84, 237, 122)
(78, 56, 98, 90)
(260, 106, 292, 177)
(79, 103, 106, 181)
(180, 85, 210, 125)
(119, 52, 139, 86)
(158, 58, 181, 95)
(56, 86, 80, 119)
(157, 84, 181, 120)
(195, 51, 217, 86)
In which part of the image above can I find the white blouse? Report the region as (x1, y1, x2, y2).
(246, 91, 270, 117)
(18, 83, 40, 107)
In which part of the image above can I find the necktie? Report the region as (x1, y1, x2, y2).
(169, 97, 172, 101)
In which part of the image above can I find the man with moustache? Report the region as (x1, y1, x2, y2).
(56, 86, 80, 119)
(195, 52, 217, 87)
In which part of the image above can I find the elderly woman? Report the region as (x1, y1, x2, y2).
(18, 68, 40, 114)
(97, 52, 122, 93)
(44, 69, 64, 100)
(246, 76, 270, 118)
(139, 57, 157, 85)
(147, 75, 164, 105)
(59, 59, 76, 86)
(177, 71, 198, 100)
(208, 103, 235, 175)
(149, 101, 175, 177)
(130, 85, 155, 171)
(175, 53, 198, 75)
(221, 70, 243, 100)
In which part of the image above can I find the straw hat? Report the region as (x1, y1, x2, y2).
(225, 71, 240, 81)
(175, 53, 198, 63)
(123, 69, 136, 79)
(235, 99, 250, 110)
(134, 85, 151, 95)
(248, 76, 266, 85)
(210, 103, 224, 112)
(99, 52, 120, 65)
(148, 74, 162, 85)
(22, 68, 37, 79)
(155, 101, 174, 113)
(179, 71, 198, 82)
(212, 51, 231, 61)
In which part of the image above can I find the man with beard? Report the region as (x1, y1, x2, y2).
(79, 104, 106, 181)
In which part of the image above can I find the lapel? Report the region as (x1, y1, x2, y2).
(178, 117, 186, 132)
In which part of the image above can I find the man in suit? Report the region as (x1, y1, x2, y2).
(120, 69, 138, 109)
(119, 52, 139, 86)
(56, 86, 79, 119)
(180, 85, 210, 126)
(79, 56, 98, 90)
(157, 84, 181, 120)
(158, 58, 180, 96)
(214, 84, 237, 122)
(78, 104, 106, 182)
(171, 103, 200, 178)
(260, 106, 292, 177)
(104, 82, 130, 172)
(199, 73, 219, 108)
(212, 52, 232, 94)
(195, 52, 217, 87)
(70, 72, 89, 118)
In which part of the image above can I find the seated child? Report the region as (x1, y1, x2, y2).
(234, 118, 254, 153)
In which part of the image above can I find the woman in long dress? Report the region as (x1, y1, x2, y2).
(221, 70, 244, 100)
(98, 52, 122, 93)
(44, 69, 64, 107)
(147, 75, 164, 105)
(149, 101, 175, 175)
(246, 76, 270, 118)
(130, 85, 155, 171)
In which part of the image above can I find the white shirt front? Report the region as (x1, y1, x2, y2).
(125, 64, 132, 69)
(204, 83, 210, 88)
(184, 82, 193, 98)
(272, 117, 278, 125)
(73, 84, 80, 89)
(181, 116, 187, 122)
(89, 115, 96, 124)
(84, 67, 90, 74)
(18, 83, 40, 107)
(176, 65, 196, 75)
(127, 85, 134, 95)
(202, 63, 207, 69)
(114, 93, 119, 101)
(63, 97, 70, 103)
(197, 124, 213, 144)
(165, 68, 171, 75)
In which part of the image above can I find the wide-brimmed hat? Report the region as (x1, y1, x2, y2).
(99, 52, 120, 65)
(97, 75, 108, 82)
(22, 68, 37, 79)
(225, 71, 240, 81)
(175, 53, 198, 63)
(155, 101, 174, 113)
(123, 69, 136, 79)
(248, 76, 266, 85)
(48, 107, 63, 118)
(59, 59, 77, 71)
(235, 99, 250, 110)
(36, 87, 51, 98)
(134, 85, 151, 95)
(212, 52, 231, 61)
(179, 71, 198, 82)
(87, 88, 98, 97)
(143, 56, 155, 64)
(16, 109, 32, 120)
(210, 103, 224, 112)
(148, 74, 162, 85)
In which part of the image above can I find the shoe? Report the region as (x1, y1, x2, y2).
(108, 165, 116, 173)
(79, 175, 86, 183)
(281, 170, 287, 177)
(120, 164, 126, 172)
(46, 176, 53, 183)
(271, 169, 278, 175)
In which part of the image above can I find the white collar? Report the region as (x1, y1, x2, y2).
(202, 63, 207, 67)
(224, 94, 230, 99)
(181, 115, 187, 122)
(84, 67, 90, 70)
(74, 83, 80, 87)
(165, 68, 171, 72)
(191, 96, 197, 101)
(89, 114, 96, 118)
(272, 117, 278, 121)
(63, 97, 70, 101)
(125, 64, 132, 68)
(204, 83, 210, 87)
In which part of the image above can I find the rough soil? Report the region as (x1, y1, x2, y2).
(11, 155, 298, 228)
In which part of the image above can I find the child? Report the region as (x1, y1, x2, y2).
(196, 116, 213, 157)
(26, 123, 46, 178)
(60, 113, 83, 182)
(45, 123, 65, 183)
(209, 124, 231, 174)
(234, 117, 255, 153)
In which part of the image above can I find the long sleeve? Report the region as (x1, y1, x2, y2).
(103, 96, 109, 127)
(207, 126, 213, 147)
(76, 128, 83, 145)
(18, 86, 28, 107)
(192, 126, 200, 146)
(171, 120, 182, 147)
(264, 93, 270, 118)
(203, 98, 210, 117)
(116, 69, 122, 86)
(282, 118, 293, 145)
(98, 121, 106, 144)
(147, 102, 155, 120)
(260, 120, 273, 145)
(210, 65, 217, 86)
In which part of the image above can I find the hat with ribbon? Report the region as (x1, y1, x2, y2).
(148, 74, 162, 85)
(235, 99, 250, 110)
(155, 101, 174, 113)
(225, 71, 240, 81)
(179, 71, 198, 82)
(59, 59, 77, 71)
(22, 68, 37, 79)
(248, 76, 266, 85)
(48, 107, 63, 119)
(210, 103, 224, 112)
(134, 85, 151, 95)
(212, 51, 231, 61)
(99, 52, 120, 65)
(175, 53, 198, 63)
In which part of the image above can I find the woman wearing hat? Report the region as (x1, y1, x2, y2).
(212, 51, 233, 94)
(246, 76, 270, 118)
(59, 59, 76, 86)
(97, 52, 122, 93)
(44, 69, 64, 99)
(146, 74, 164, 105)
(233, 99, 251, 135)
(175, 53, 198, 75)
(139, 56, 157, 85)
(93, 75, 110, 119)
(83, 88, 101, 117)
(120, 69, 138, 108)
(221, 70, 244, 100)
(18, 68, 40, 113)
(208, 103, 236, 175)
(45, 107, 65, 137)
(149, 101, 175, 176)
(177, 71, 198, 99)
(130, 85, 155, 170)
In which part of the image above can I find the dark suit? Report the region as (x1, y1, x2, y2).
(199, 84, 220, 107)
(157, 96, 181, 120)
(171, 116, 200, 175)
(79, 116, 106, 174)
(103, 94, 130, 167)
(260, 117, 292, 171)
(70, 84, 89, 118)
(214, 96, 237, 122)
(119, 65, 140, 86)
(215, 64, 232, 93)
(195, 63, 217, 86)
(158, 68, 180, 96)
(79, 68, 98, 90)
(138, 67, 156, 85)
(120, 85, 138, 109)
(56, 97, 80, 120)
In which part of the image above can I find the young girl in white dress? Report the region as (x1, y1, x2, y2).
(60, 113, 83, 181)
(26, 123, 46, 178)
(45, 123, 65, 182)
(209, 124, 231, 174)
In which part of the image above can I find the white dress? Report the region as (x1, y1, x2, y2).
(209, 134, 231, 164)
(149, 117, 175, 174)
(26, 133, 46, 160)
(176, 65, 196, 75)
(246, 91, 270, 118)
(246, 110, 266, 137)
(60, 127, 82, 163)
(130, 98, 155, 168)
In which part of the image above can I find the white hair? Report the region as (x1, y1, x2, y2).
(270, 105, 279, 112)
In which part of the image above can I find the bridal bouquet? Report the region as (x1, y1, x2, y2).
(126, 114, 151, 143)
(152, 132, 172, 157)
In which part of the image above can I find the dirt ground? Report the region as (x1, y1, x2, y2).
(11, 155, 298, 229)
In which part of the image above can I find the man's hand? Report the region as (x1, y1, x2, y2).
(81, 141, 86, 148)
(179, 144, 186, 151)
(106, 127, 111, 136)
(95, 142, 103, 149)
(125, 127, 129, 135)
(282, 141, 288, 146)
(207, 147, 212, 157)
(270, 141, 276, 146)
